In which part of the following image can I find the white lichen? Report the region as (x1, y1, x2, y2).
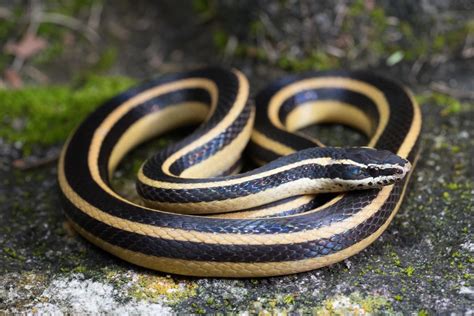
(30, 274, 172, 315)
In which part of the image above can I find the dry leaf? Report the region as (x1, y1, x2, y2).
(4, 68, 22, 88)
(365, 0, 375, 10)
(4, 33, 47, 60)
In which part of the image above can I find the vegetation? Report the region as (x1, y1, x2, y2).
(204, 0, 472, 71)
(0, 75, 135, 153)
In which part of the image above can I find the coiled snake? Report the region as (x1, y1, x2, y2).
(58, 68, 421, 277)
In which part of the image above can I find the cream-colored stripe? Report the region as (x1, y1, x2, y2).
(179, 107, 255, 178)
(161, 70, 249, 175)
(59, 72, 422, 277)
(108, 102, 209, 175)
(267, 78, 390, 148)
(59, 145, 395, 245)
(66, 161, 413, 277)
(398, 89, 422, 158)
(144, 178, 329, 214)
(285, 101, 373, 137)
(64, 75, 419, 244)
(144, 172, 403, 214)
(88, 78, 218, 206)
(136, 157, 370, 190)
(60, 74, 420, 246)
(226, 194, 345, 220)
(250, 129, 324, 158)
(211, 195, 315, 219)
(250, 129, 295, 156)
(257, 78, 420, 223)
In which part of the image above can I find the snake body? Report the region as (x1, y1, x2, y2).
(58, 68, 421, 277)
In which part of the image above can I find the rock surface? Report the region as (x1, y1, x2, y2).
(1, 1, 473, 314)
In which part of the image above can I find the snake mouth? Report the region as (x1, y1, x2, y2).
(368, 159, 411, 179)
(392, 159, 412, 179)
(384, 161, 412, 185)
(400, 160, 412, 179)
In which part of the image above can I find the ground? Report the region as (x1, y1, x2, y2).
(0, 1, 473, 314)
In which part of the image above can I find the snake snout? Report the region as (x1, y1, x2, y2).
(397, 160, 412, 179)
(377, 150, 409, 168)
(344, 147, 409, 169)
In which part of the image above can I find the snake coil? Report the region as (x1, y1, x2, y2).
(59, 68, 421, 277)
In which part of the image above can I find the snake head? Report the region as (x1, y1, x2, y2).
(327, 147, 411, 191)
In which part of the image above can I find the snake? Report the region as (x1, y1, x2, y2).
(58, 68, 421, 277)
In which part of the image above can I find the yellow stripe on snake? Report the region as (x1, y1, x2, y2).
(58, 68, 421, 277)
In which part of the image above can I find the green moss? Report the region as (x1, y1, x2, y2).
(404, 266, 415, 277)
(416, 92, 472, 116)
(342, 1, 471, 64)
(283, 294, 295, 305)
(351, 293, 392, 313)
(451, 146, 461, 154)
(313, 293, 392, 314)
(432, 21, 474, 54)
(3, 247, 26, 260)
(91, 47, 118, 73)
(0, 75, 136, 153)
(390, 251, 402, 267)
(128, 274, 197, 304)
(277, 51, 340, 71)
(250, 278, 259, 285)
(394, 294, 403, 302)
(212, 30, 229, 51)
(72, 265, 88, 274)
(442, 192, 451, 201)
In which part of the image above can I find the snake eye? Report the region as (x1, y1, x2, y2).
(346, 166, 362, 178)
(368, 167, 379, 177)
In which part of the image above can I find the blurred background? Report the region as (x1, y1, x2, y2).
(0, 1, 473, 314)
(0, 0, 472, 152)
(1, 0, 472, 85)
(0, 0, 473, 147)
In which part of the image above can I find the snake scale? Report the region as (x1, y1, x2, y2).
(58, 68, 421, 277)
